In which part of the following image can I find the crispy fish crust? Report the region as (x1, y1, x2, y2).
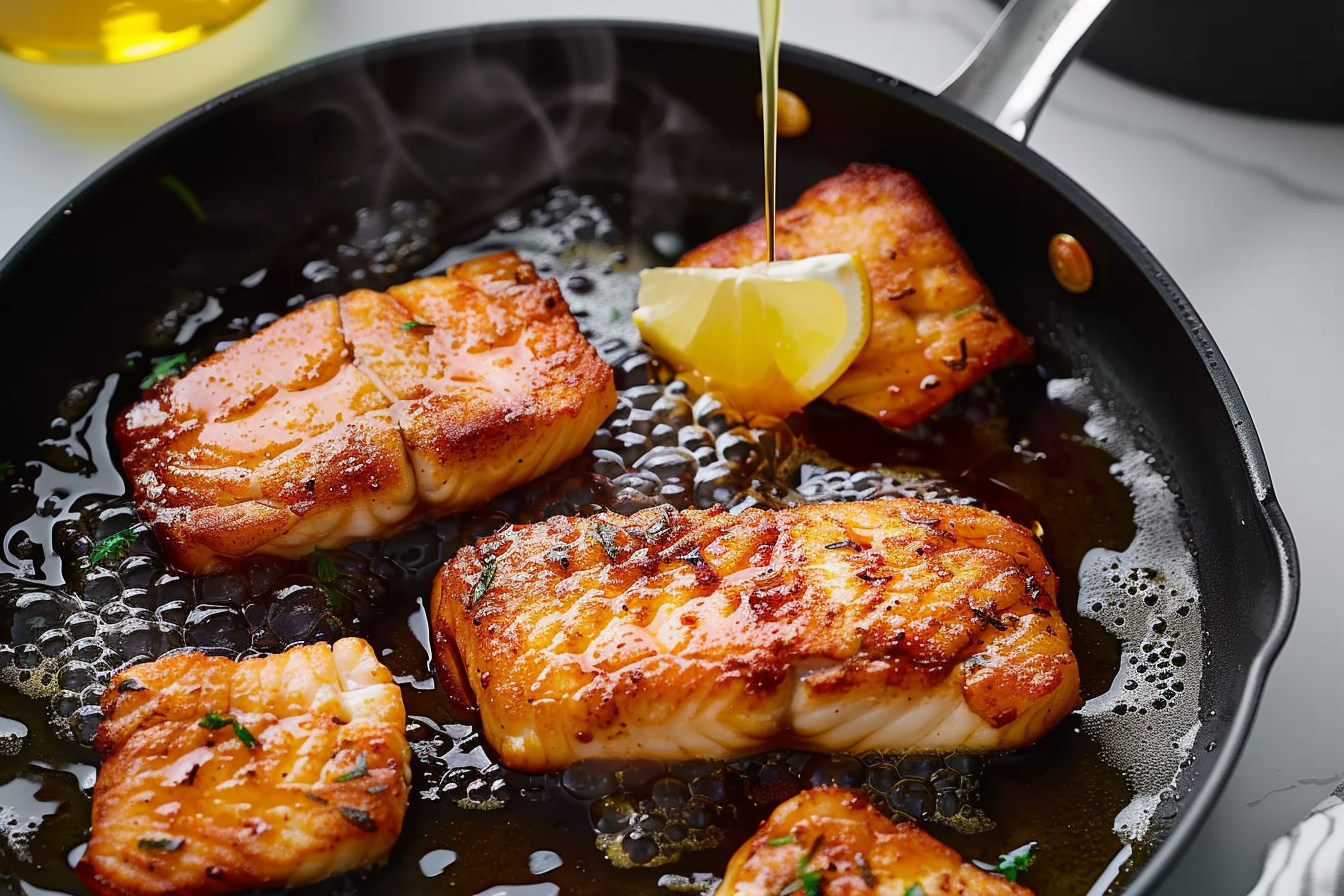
(76, 639, 409, 896)
(679, 163, 1029, 428)
(717, 786, 1034, 896)
(116, 251, 616, 574)
(430, 499, 1079, 772)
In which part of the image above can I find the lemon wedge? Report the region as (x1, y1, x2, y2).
(633, 253, 872, 417)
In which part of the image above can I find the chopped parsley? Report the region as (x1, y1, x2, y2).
(903, 885, 925, 896)
(138, 837, 184, 851)
(469, 556, 498, 608)
(951, 305, 980, 319)
(0, 461, 11, 474)
(856, 854, 876, 888)
(157, 174, 206, 222)
(994, 842, 1036, 882)
(780, 836, 824, 896)
(334, 752, 369, 781)
(366, 784, 388, 794)
(140, 353, 189, 389)
(768, 836, 796, 847)
(592, 520, 620, 560)
(314, 550, 339, 584)
(199, 711, 258, 749)
(645, 506, 673, 539)
(305, 792, 329, 804)
(338, 805, 377, 832)
(89, 524, 147, 566)
(311, 548, 343, 610)
(399, 320, 435, 331)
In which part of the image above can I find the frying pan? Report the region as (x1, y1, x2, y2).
(0, 1, 1298, 894)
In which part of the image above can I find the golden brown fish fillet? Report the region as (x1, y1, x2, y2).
(430, 499, 1079, 772)
(718, 786, 1035, 896)
(76, 638, 410, 896)
(115, 251, 617, 574)
(679, 163, 1029, 428)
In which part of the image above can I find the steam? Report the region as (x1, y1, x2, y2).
(286, 25, 726, 239)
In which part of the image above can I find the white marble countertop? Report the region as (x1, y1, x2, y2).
(2, 1, 1343, 893)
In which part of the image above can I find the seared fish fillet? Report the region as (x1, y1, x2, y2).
(431, 499, 1078, 772)
(679, 163, 1029, 428)
(718, 786, 1034, 896)
(116, 251, 616, 574)
(76, 638, 410, 896)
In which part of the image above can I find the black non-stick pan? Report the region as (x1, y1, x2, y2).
(0, 2, 1298, 895)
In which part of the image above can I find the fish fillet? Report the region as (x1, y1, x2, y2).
(430, 499, 1079, 772)
(115, 251, 617, 574)
(679, 163, 1029, 428)
(76, 638, 410, 896)
(717, 786, 1035, 896)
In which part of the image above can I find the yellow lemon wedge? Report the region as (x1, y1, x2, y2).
(633, 253, 872, 418)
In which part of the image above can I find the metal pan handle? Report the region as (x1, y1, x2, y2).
(938, 0, 1115, 141)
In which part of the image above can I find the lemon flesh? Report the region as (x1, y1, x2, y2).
(634, 253, 872, 418)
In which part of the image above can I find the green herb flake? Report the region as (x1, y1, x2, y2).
(138, 836, 184, 852)
(199, 710, 230, 731)
(780, 835, 825, 896)
(592, 520, 620, 560)
(139, 352, 189, 389)
(399, 320, 435, 331)
(89, 524, 147, 566)
(230, 719, 258, 749)
(951, 305, 980, 319)
(469, 556, 498, 608)
(198, 711, 258, 748)
(305, 791, 328, 804)
(158, 174, 206, 222)
(768, 836, 796, 847)
(857, 854, 876, 888)
(0, 461, 12, 474)
(645, 506, 673, 540)
(903, 884, 926, 896)
(334, 752, 368, 782)
(314, 550, 339, 584)
(994, 841, 1036, 882)
(609, 307, 623, 323)
(338, 805, 377, 832)
(117, 678, 147, 692)
(366, 784, 388, 794)
(311, 549, 343, 611)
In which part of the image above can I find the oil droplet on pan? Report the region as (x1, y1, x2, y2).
(1049, 233, 1094, 294)
(756, 88, 812, 137)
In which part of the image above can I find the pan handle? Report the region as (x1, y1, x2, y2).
(938, 0, 1115, 141)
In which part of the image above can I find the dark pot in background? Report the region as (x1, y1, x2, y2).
(993, 0, 1344, 122)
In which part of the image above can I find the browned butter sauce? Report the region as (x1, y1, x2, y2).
(0, 188, 1198, 896)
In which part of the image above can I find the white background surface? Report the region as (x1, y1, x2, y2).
(2, 1, 1343, 893)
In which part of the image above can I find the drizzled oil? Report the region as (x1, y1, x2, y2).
(0, 187, 1190, 896)
(757, 0, 782, 262)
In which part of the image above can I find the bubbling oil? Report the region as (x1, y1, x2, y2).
(0, 0, 271, 64)
(0, 187, 1200, 896)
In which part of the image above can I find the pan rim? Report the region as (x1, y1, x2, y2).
(0, 18, 1299, 896)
